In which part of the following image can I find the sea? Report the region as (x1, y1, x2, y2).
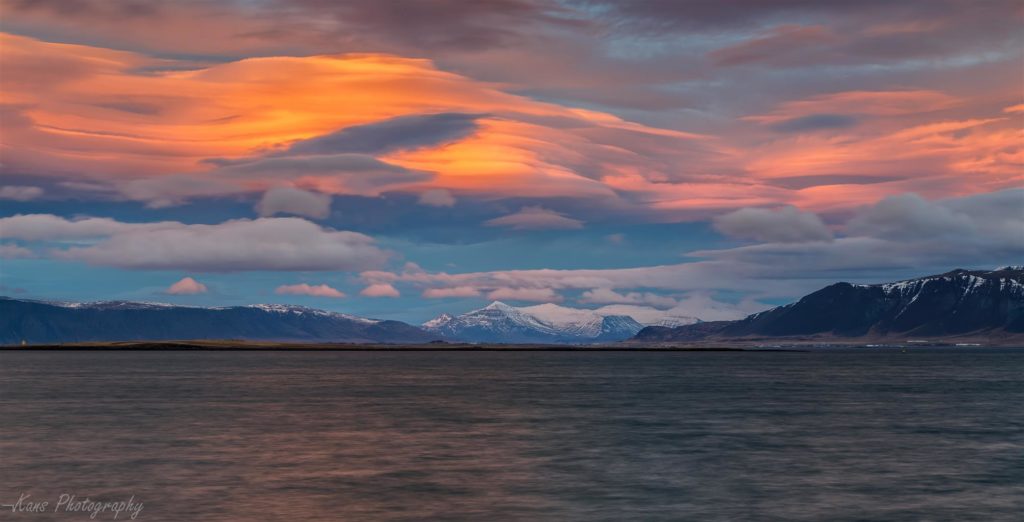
(1, 349, 1022, 521)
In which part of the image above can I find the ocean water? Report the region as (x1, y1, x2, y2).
(1, 349, 1022, 521)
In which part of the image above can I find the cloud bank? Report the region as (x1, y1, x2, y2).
(0, 215, 389, 272)
(360, 189, 1024, 317)
(713, 206, 833, 243)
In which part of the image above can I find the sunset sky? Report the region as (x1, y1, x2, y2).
(1, 0, 1021, 322)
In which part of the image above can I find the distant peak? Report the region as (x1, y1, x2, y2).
(247, 303, 313, 313)
(994, 265, 1024, 272)
(483, 301, 514, 311)
(422, 313, 454, 328)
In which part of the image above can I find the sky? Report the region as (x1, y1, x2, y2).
(0, 0, 1021, 323)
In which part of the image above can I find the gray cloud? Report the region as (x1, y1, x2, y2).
(942, 189, 1024, 227)
(290, 0, 573, 50)
(285, 113, 483, 156)
(847, 193, 974, 240)
(586, 0, 996, 32)
(768, 114, 858, 133)
(709, 25, 838, 66)
(121, 154, 433, 207)
(256, 187, 332, 219)
(579, 288, 677, 308)
(700, 189, 1024, 277)
(0, 214, 167, 240)
(713, 206, 834, 243)
(0, 214, 390, 272)
(418, 189, 457, 207)
(8, 0, 159, 18)
(0, 185, 44, 201)
(365, 190, 1023, 313)
(765, 175, 901, 190)
(848, 190, 1024, 246)
(59, 218, 390, 272)
(594, 296, 767, 322)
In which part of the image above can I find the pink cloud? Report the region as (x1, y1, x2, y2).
(360, 283, 400, 298)
(0, 243, 34, 259)
(484, 206, 583, 230)
(167, 277, 208, 295)
(422, 286, 480, 298)
(487, 287, 562, 302)
(275, 283, 345, 298)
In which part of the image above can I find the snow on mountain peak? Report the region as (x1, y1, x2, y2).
(422, 313, 453, 329)
(243, 303, 378, 323)
(994, 265, 1024, 272)
(11, 298, 381, 323)
(422, 301, 699, 343)
(42, 299, 181, 310)
(483, 301, 514, 311)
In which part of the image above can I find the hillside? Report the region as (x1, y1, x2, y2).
(634, 267, 1024, 342)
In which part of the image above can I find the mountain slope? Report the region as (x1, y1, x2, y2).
(423, 301, 647, 343)
(0, 298, 435, 345)
(634, 267, 1024, 342)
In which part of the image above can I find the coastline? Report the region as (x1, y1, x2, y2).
(3, 339, 1021, 351)
(0, 340, 757, 351)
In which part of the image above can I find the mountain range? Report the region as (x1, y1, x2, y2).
(0, 299, 434, 345)
(634, 267, 1024, 343)
(421, 301, 697, 343)
(4, 267, 1021, 346)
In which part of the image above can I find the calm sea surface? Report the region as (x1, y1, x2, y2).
(1, 349, 1022, 521)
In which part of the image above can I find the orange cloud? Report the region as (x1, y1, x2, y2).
(275, 283, 345, 298)
(2, 33, 1019, 218)
(736, 90, 1023, 211)
(1, 32, 726, 205)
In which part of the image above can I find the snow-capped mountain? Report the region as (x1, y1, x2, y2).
(423, 301, 652, 343)
(0, 298, 434, 345)
(635, 267, 1024, 342)
(586, 304, 700, 328)
(421, 313, 454, 330)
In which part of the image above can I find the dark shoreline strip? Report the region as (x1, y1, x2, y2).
(0, 344, 803, 352)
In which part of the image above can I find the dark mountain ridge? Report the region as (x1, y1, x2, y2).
(634, 267, 1024, 342)
(0, 298, 435, 345)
